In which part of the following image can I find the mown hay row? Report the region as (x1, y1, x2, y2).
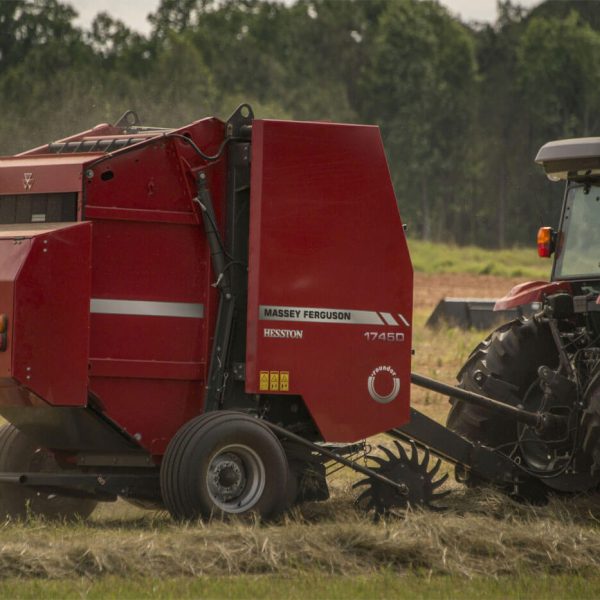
(0, 487, 600, 580)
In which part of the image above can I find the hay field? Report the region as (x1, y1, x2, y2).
(4, 266, 600, 598)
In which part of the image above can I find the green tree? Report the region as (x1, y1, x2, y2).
(357, 0, 477, 241)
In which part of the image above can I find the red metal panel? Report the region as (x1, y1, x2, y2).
(81, 119, 228, 452)
(88, 377, 203, 455)
(89, 359, 204, 380)
(84, 139, 193, 214)
(494, 280, 571, 310)
(83, 118, 226, 216)
(86, 219, 212, 451)
(12, 223, 92, 406)
(0, 239, 31, 377)
(0, 155, 102, 194)
(246, 120, 413, 443)
(84, 206, 197, 225)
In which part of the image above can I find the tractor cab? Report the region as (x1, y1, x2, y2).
(536, 137, 600, 284)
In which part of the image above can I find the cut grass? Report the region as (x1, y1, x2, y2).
(2, 487, 600, 582)
(408, 239, 551, 279)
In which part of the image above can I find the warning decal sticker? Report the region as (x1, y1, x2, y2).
(280, 371, 289, 391)
(259, 371, 269, 391)
(259, 370, 291, 393)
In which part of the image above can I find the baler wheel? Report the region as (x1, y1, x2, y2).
(0, 424, 97, 521)
(160, 411, 289, 521)
(353, 441, 449, 515)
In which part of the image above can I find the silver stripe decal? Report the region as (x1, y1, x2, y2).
(90, 299, 204, 319)
(259, 305, 384, 325)
(380, 312, 399, 327)
(398, 313, 410, 327)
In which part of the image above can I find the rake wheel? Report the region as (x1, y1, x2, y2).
(353, 440, 449, 515)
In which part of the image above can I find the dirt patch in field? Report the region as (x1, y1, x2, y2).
(410, 273, 529, 420)
(414, 272, 529, 311)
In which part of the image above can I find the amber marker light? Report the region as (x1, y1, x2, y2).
(537, 226, 555, 258)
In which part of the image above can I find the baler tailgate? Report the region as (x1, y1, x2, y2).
(246, 119, 413, 442)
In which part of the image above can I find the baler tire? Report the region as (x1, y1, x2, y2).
(446, 317, 558, 484)
(160, 411, 289, 521)
(0, 424, 97, 521)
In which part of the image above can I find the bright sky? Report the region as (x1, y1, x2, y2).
(70, 0, 543, 35)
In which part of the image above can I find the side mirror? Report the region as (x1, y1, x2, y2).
(537, 226, 556, 258)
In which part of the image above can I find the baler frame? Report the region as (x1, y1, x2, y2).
(0, 368, 565, 509)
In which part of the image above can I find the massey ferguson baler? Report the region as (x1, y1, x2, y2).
(0, 105, 589, 521)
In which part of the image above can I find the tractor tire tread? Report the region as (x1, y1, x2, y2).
(448, 317, 558, 449)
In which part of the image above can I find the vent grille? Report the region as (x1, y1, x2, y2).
(0, 193, 77, 224)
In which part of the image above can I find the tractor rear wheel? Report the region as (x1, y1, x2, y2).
(160, 411, 289, 521)
(0, 424, 97, 521)
(446, 318, 558, 489)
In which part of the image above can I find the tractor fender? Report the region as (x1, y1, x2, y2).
(494, 280, 572, 311)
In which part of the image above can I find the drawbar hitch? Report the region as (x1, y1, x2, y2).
(410, 372, 567, 436)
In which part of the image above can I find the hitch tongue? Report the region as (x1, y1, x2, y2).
(411, 372, 568, 433)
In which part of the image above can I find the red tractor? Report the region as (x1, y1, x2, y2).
(0, 106, 585, 521)
(447, 137, 600, 500)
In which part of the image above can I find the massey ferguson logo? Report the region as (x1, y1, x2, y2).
(263, 328, 303, 339)
(23, 173, 33, 190)
(368, 365, 400, 404)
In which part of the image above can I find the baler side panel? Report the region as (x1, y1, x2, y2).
(83, 120, 227, 454)
(0, 240, 31, 377)
(0, 155, 101, 194)
(246, 120, 413, 443)
(13, 223, 92, 406)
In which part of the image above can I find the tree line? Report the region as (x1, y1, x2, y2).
(1, 0, 598, 247)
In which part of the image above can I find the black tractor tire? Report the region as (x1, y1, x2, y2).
(160, 411, 289, 521)
(447, 317, 558, 480)
(0, 424, 97, 521)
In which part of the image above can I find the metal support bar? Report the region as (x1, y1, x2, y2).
(0, 471, 161, 501)
(547, 317, 575, 379)
(411, 372, 566, 434)
(389, 409, 524, 485)
(265, 421, 408, 495)
(194, 171, 235, 412)
(195, 172, 231, 295)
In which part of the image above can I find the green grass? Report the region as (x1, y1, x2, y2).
(2, 572, 600, 599)
(408, 239, 551, 279)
